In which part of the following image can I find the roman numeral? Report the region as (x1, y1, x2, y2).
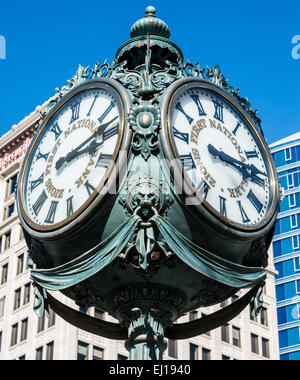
(219, 196, 227, 217)
(84, 181, 96, 197)
(103, 124, 119, 142)
(66, 196, 74, 218)
(237, 200, 250, 223)
(36, 151, 49, 162)
(173, 126, 189, 144)
(44, 201, 59, 224)
(179, 154, 196, 172)
(50, 122, 62, 141)
(70, 101, 81, 124)
(191, 95, 206, 116)
(30, 173, 44, 192)
(32, 190, 48, 216)
(196, 179, 210, 200)
(245, 150, 258, 159)
(232, 122, 241, 136)
(251, 174, 266, 189)
(98, 101, 115, 124)
(213, 101, 224, 123)
(247, 189, 263, 213)
(175, 102, 194, 125)
(96, 153, 113, 168)
(87, 95, 98, 117)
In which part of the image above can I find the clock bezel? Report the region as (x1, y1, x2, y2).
(17, 78, 131, 235)
(160, 77, 279, 234)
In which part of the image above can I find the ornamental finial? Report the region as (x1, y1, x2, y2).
(130, 6, 171, 39)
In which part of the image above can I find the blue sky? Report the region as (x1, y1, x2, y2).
(0, 0, 299, 144)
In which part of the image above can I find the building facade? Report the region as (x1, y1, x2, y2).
(270, 134, 300, 360)
(0, 101, 279, 360)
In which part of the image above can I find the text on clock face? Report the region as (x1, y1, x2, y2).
(171, 88, 271, 226)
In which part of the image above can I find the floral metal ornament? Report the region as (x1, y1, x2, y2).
(129, 104, 161, 160)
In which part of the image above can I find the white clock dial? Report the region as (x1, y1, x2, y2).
(170, 86, 272, 227)
(22, 85, 123, 229)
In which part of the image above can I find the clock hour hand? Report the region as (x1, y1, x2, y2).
(55, 116, 118, 170)
(208, 144, 250, 178)
(208, 144, 267, 187)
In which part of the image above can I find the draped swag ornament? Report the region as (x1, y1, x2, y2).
(31, 212, 266, 317)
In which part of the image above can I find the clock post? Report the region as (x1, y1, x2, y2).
(17, 6, 280, 361)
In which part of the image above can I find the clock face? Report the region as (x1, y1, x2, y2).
(21, 83, 124, 230)
(168, 83, 275, 229)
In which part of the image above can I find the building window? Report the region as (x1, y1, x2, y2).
(6, 202, 15, 219)
(232, 326, 241, 347)
(23, 283, 31, 305)
(6, 175, 17, 197)
(189, 310, 198, 321)
(262, 338, 270, 358)
(11, 323, 18, 347)
(93, 346, 104, 360)
(251, 334, 259, 354)
(296, 280, 300, 294)
(36, 347, 43, 360)
(48, 308, 56, 328)
(37, 314, 45, 333)
(202, 348, 211, 360)
(287, 173, 294, 189)
(16, 254, 24, 276)
(0, 297, 5, 318)
(46, 342, 54, 360)
(295, 257, 300, 271)
(20, 318, 28, 342)
(291, 214, 298, 229)
(77, 341, 89, 360)
(168, 339, 178, 359)
(260, 307, 268, 326)
(293, 235, 300, 250)
(222, 354, 230, 360)
(289, 193, 297, 208)
(1, 263, 8, 285)
(14, 288, 21, 310)
(4, 232, 11, 250)
(189, 343, 198, 360)
(0, 331, 2, 352)
(221, 324, 230, 343)
(94, 308, 104, 320)
(285, 148, 292, 161)
(118, 354, 128, 360)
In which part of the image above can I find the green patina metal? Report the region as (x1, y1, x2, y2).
(20, 6, 279, 360)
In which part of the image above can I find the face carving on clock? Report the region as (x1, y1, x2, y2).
(169, 85, 272, 227)
(23, 86, 122, 228)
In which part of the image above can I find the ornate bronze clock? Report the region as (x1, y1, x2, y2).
(16, 6, 281, 361)
(18, 79, 131, 236)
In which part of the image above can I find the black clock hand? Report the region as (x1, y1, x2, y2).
(55, 116, 118, 170)
(208, 144, 267, 185)
(208, 144, 250, 178)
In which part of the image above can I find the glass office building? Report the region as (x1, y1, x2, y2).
(270, 133, 300, 360)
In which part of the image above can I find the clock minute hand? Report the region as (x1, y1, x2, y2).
(208, 144, 267, 186)
(55, 116, 118, 170)
(208, 144, 250, 178)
